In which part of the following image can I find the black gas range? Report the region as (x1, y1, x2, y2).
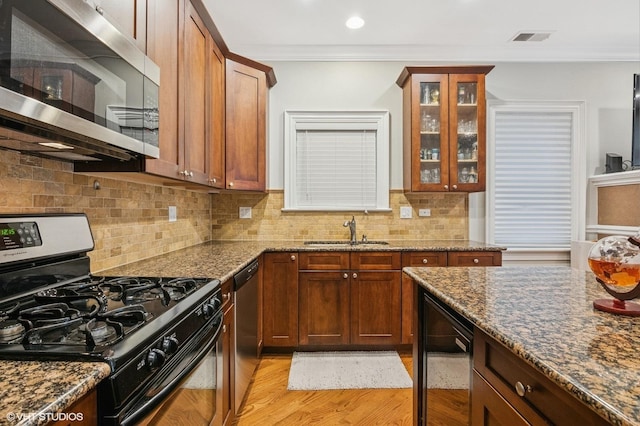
(0, 214, 222, 424)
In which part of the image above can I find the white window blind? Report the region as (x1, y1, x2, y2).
(296, 130, 377, 209)
(493, 110, 572, 249)
(284, 111, 390, 211)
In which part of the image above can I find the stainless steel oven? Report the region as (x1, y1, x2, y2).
(418, 291, 473, 426)
(0, 214, 225, 425)
(129, 310, 224, 426)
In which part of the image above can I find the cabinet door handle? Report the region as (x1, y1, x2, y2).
(352, 272, 358, 279)
(228, 182, 234, 187)
(222, 325, 227, 333)
(515, 381, 532, 397)
(343, 273, 348, 279)
(290, 255, 296, 261)
(452, 184, 458, 190)
(473, 258, 480, 264)
(95, 5, 104, 15)
(422, 258, 428, 264)
(444, 184, 449, 190)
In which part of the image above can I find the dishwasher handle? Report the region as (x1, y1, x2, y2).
(234, 259, 259, 291)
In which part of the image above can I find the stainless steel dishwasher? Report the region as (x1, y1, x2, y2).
(233, 259, 260, 413)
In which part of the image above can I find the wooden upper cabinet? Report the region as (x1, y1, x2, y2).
(396, 66, 493, 193)
(145, 0, 182, 179)
(93, 0, 146, 52)
(145, 0, 225, 187)
(208, 41, 226, 189)
(183, 1, 210, 185)
(225, 59, 267, 191)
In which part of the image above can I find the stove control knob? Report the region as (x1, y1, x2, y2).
(202, 303, 216, 318)
(146, 348, 166, 371)
(161, 336, 179, 355)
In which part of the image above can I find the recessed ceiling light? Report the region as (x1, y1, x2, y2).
(346, 16, 365, 30)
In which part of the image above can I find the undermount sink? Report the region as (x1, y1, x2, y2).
(303, 240, 389, 246)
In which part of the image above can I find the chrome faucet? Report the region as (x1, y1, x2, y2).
(343, 216, 357, 244)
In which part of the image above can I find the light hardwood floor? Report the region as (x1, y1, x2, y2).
(233, 352, 413, 425)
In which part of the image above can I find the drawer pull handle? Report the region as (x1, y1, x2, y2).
(291, 255, 296, 261)
(343, 273, 348, 279)
(223, 325, 227, 333)
(515, 381, 532, 397)
(422, 258, 428, 264)
(352, 272, 358, 279)
(473, 258, 479, 264)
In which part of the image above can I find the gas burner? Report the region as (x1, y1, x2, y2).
(0, 319, 25, 343)
(163, 278, 198, 300)
(99, 277, 171, 305)
(23, 317, 83, 345)
(19, 302, 80, 320)
(35, 287, 108, 316)
(82, 319, 118, 345)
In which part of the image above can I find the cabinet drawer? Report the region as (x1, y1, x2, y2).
(474, 329, 608, 426)
(402, 251, 447, 267)
(299, 252, 350, 270)
(448, 251, 502, 266)
(351, 251, 401, 270)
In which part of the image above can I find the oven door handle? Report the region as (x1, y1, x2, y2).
(121, 312, 223, 426)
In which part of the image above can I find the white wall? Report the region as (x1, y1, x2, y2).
(266, 61, 640, 239)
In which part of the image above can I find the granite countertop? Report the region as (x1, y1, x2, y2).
(0, 361, 110, 426)
(98, 239, 505, 280)
(403, 265, 640, 426)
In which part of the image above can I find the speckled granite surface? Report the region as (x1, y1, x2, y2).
(97, 239, 505, 280)
(0, 361, 110, 426)
(404, 265, 640, 426)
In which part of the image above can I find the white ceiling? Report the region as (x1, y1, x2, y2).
(203, 0, 640, 62)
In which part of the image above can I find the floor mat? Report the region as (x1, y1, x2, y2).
(287, 351, 412, 390)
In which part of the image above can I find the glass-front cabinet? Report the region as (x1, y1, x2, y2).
(397, 66, 494, 192)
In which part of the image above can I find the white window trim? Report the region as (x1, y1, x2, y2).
(283, 110, 391, 212)
(486, 100, 586, 262)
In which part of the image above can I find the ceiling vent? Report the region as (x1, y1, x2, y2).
(512, 32, 552, 42)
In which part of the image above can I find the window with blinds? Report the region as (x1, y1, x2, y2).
(284, 111, 390, 211)
(490, 109, 574, 251)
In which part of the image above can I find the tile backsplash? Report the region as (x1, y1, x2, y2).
(0, 150, 211, 272)
(211, 190, 468, 241)
(0, 149, 469, 272)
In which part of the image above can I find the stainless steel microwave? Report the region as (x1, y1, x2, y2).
(0, 0, 160, 162)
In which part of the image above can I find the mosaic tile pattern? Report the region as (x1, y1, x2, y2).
(0, 361, 110, 426)
(404, 265, 640, 426)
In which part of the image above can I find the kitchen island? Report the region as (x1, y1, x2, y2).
(404, 265, 640, 426)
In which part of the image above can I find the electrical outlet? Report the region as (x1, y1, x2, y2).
(239, 206, 252, 219)
(168, 206, 177, 222)
(400, 206, 412, 219)
(419, 208, 431, 217)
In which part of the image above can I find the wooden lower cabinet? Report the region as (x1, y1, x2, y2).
(262, 252, 299, 347)
(298, 252, 402, 347)
(48, 389, 97, 426)
(298, 271, 351, 346)
(264, 249, 503, 349)
(401, 252, 448, 344)
(220, 280, 235, 426)
(221, 301, 235, 426)
(350, 270, 401, 345)
(472, 371, 533, 426)
(472, 328, 608, 426)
